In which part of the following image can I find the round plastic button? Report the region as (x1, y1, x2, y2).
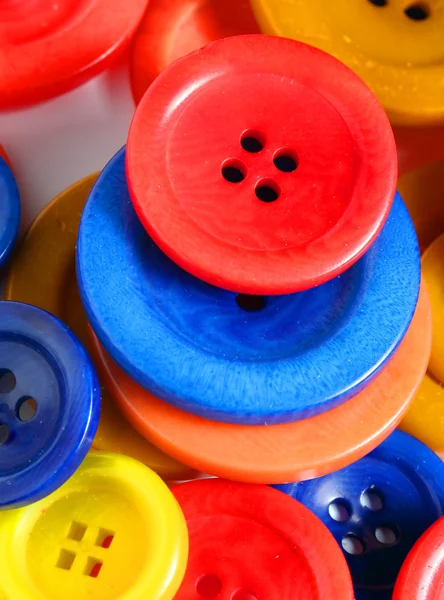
(130, 0, 259, 104)
(171, 479, 353, 599)
(250, 0, 444, 127)
(422, 234, 444, 384)
(401, 373, 444, 455)
(275, 430, 444, 600)
(0, 150, 20, 270)
(127, 34, 397, 295)
(0, 0, 148, 108)
(398, 160, 444, 253)
(0, 301, 100, 509)
(4, 176, 197, 482)
(0, 452, 188, 600)
(394, 516, 444, 600)
(88, 280, 431, 483)
(79, 148, 419, 425)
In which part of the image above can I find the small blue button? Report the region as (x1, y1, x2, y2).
(77, 148, 419, 425)
(0, 156, 20, 269)
(0, 301, 100, 509)
(274, 430, 444, 600)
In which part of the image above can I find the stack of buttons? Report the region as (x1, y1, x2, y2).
(77, 34, 428, 484)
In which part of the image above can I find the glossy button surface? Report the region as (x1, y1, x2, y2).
(275, 430, 444, 600)
(398, 159, 444, 253)
(422, 234, 444, 383)
(251, 0, 444, 126)
(0, 151, 20, 269)
(0, 0, 148, 108)
(394, 516, 444, 600)
(0, 452, 188, 600)
(88, 281, 431, 483)
(4, 177, 197, 482)
(130, 0, 259, 103)
(172, 479, 353, 599)
(79, 148, 419, 425)
(127, 34, 396, 295)
(0, 301, 100, 509)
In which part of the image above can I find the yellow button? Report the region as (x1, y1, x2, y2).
(398, 159, 444, 253)
(400, 373, 444, 452)
(4, 177, 197, 482)
(422, 233, 444, 384)
(0, 452, 188, 600)
(250, 0, 444, 126)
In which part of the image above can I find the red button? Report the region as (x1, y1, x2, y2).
(130, 0, 259, 104)
(0, 0, 148, 108)
(127, 35, 397, 294)
(394, 516, 444, 600)
(171, 479, 354, 600)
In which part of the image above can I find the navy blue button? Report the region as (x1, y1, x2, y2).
(77, 148, 419, 425)
(274, 430, 444, 600)
(0, 156, 20, 269)
(0, 301, 100, 509)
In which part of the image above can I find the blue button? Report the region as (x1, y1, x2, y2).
(0, 156, 20, 269)
(0, 301, 100, 509)
(77, 148, 419, 425)
(274, 430, 444, 600)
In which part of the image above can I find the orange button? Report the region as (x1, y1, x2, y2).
(4, 176, 197, 482)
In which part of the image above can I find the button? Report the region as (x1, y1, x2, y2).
(274, 430, 444, 600)
(400, 374, 444, 453)
(127, 34, 397, 295)
(79, 148, 419, 424)
(171, 479, 353, 599)
(250, 0, 444, 127)
(88, 281, 431, 483)
(0, 149, 20, 269)
(0, 301, 100, 509)
(0, 0, 148, 108)
(394, 516, 444, 600)
(422, 234, 444, 383)
(4, 176, 197, 482)
(130, 0, 259, 103)
(394, 126, 444, 176)
(398, 159, 444, 253)
(0, 452, 188, 600)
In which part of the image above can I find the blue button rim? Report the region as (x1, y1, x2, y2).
(0, 157, 20, 269)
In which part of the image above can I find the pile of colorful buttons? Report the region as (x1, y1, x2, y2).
(1, 1, 444, 599)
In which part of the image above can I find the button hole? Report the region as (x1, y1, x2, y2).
(221, 159, 246, 183)
(328, 499, 351, 522)
(342, 534, 365, 556)
(16, 396, 37, 422)
(96, 528, 115, 548)
(85, 557, 103, 578)
(375, 525, 400, 545)
(273, 151, 298, 173)
(56, 549, 76, 571)
(236, 294, 266, 312)
(255, 180, 280, 203)
(67, 521, 88, 542)
(404, 2, 430, 19)
(368, 0, 388, 6)
(361, 488, 384, 511)
(196, 574, 223, 598)
(0, 424, 11, 446)
(231, 590, 258, 600)
(0, 369, 16, 394)
(240, 130, 264, 153)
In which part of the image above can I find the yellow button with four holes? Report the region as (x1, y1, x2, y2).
(250, 0, 444, 126)
(0, 453, 188, 600)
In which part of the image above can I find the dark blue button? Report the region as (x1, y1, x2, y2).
(0, 301, 100, 509)
(77, 148, 419, 425)
(274, 430, 444, 600)
(0, 156, 20, 269)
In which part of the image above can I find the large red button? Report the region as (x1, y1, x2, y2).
(0, 0, 148, 108)
(127, 34, 397, 294)
(394, 516, 444, 600)
(171, 479, 354, 599)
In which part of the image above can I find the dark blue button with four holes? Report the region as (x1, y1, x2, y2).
(0, 155, 20, 269)
(274, 430, 444, 600)
(0, 301, 100, 509)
